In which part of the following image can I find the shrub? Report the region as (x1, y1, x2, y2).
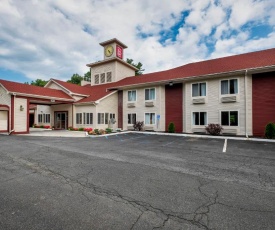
(133, 121, 144, 131)
(68, 126, 73, 130)
(73, 128, 79, 131)
(40, 125, 44, 128)
(78, 127, 84, 131)
(94, 129, 99, 135)
(105, 128, 112, 134)
(205, 123, 223, 135)
(265, 122, 275, 139)
(168, 122, 175, 133)
(99, 129, 105, 135)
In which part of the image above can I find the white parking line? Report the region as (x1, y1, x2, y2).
(223, 139, 227, 153)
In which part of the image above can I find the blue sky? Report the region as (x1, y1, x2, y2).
(0, 0, 275, 83)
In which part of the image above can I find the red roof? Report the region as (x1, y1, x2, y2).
(76, 82, 118, 103)
(0, 79, 74, 100)
(50, 79, 91, 95)
(109, 48, 275, 89)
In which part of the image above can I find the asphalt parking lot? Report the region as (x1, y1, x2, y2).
(0, 133, 275, 230)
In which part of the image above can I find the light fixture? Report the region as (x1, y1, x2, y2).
(169, 81, 173, 86)
(20, 105, 24, 111)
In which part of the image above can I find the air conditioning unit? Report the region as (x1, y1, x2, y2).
(192, 98, 205, 104)
(221, 96, 237, 103)
(127, 102, 136, 108)
(145, 101, 154, 107)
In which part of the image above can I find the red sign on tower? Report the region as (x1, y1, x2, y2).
(116, 45, 123, 59)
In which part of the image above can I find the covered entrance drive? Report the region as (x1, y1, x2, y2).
(54, 112, 68, 130)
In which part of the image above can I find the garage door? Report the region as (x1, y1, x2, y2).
(0, 111, 8, 131)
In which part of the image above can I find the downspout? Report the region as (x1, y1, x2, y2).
(244, 70, 248, 138)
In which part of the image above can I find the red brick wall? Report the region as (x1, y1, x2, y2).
(252, 72, 275, 136)
(118, 90, 123, 129)
(165, 83, 183, 132)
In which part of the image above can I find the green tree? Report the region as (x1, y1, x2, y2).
(67, 73, 83, 85)
(83, 70, 91, 82)
(24, 79, 48, 87)
(126, 58, 145, 75)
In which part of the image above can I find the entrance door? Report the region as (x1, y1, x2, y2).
(54, 112, 68, 129)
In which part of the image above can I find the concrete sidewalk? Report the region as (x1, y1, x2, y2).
(17, 128, 87, 137)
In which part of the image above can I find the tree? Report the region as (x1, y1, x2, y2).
(24, 79, 48, 87)
(126, 58, 145, 75)
(83, 70, 91, 82)
(67, 73, 83, 85)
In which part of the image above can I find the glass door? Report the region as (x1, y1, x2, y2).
(54, 112, 68, 129)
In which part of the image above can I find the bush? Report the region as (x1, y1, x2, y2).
(133, 121, 144, 131)
(265, 122, 275, 139)
(205, 123, 223, 135)
(94, 129, 99, 135)
(168, 122, 175, 133)
(78, 127, 84, 131)
(105, 128, 112, 134)
(68, 126, 73, 130)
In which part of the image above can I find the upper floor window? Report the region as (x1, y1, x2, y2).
(221, 111, 238, 126)
(221, 79, 238, 95)
(145, 88, 155, 100)
(106, 72, 112, 82)
(100, 73, 105, 83)
(192, 83, 206, 97)
(94, 74, 99, 84)
(128, 90, 137, 101)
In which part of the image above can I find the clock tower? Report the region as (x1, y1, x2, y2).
(100, 38, 127, 60)
(86, 38, 138, 86)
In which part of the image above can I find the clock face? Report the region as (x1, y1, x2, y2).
(105, 45, 114, 57)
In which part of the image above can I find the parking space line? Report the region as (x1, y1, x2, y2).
(223, 139, 227, 153)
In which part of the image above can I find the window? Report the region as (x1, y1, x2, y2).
(128, 90, 137, 101)
(100, 73, 105, 83)
(94, 74, 99, 84)
(192, 83, 206, 97)
(128, 114, 136, 124)
(193, 112, 207, 125)
(110, 113, 115, 119)
(38, 114, 43, 123)
(76, 113, 82, 124)
(221, 79, 238, 95)
(83, 113, 93, 125)
(97, 113, 104, 124)
(145, 88, 155, 100)
(105, 113, 109, 124)
(43, 114, 50, 123)
(221, 111, 238, 126)
(106, 72, 112, 82)
(145, 113, 155, 125)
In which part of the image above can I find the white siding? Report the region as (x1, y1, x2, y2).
(14, 97, 28, 132)
(91, 62, 116, 86)
(116, 62, 135, 82)
(96, 93, 118, 129)
(0, 111, 8, 131)
(185, 75, 250, 135)
(123, 86, 165, 131)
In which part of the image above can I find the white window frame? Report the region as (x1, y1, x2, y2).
(38, 114, 43, 123)
(127, 90, 137, 102)
(192, 112, 207, 126)
(83, 113, 93, 125)
(144, 112, 156, 125)
(128, 113, 137, 124)
(43, 114, 50, 123)
(220, 110, 239, 127)
(145, 88, 156, 101)
(76, 113, 82, 124)
(97, 113, 105, 124)
(191, 82, 207, 97)
(220, 78, 239, 95)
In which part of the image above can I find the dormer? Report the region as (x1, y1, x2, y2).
(86, 38, 138, 86)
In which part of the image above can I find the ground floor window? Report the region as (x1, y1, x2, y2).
(221, 111, 238, 126)
(76, 113, 82, 124)
(43, 114, 50, 123)
(83, 113, 93, 125)
(128, 113, 136, 124)
(145, 113, 155, 125)
(97, 113, 104, 124)
(105, 113, 109, 124)
(38, 114, 43, 123)
(193, 112, 207, 125)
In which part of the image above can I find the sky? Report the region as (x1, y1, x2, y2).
(0, 0, 275, 83)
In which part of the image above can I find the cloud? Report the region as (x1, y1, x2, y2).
(0, 0, 274, 82)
